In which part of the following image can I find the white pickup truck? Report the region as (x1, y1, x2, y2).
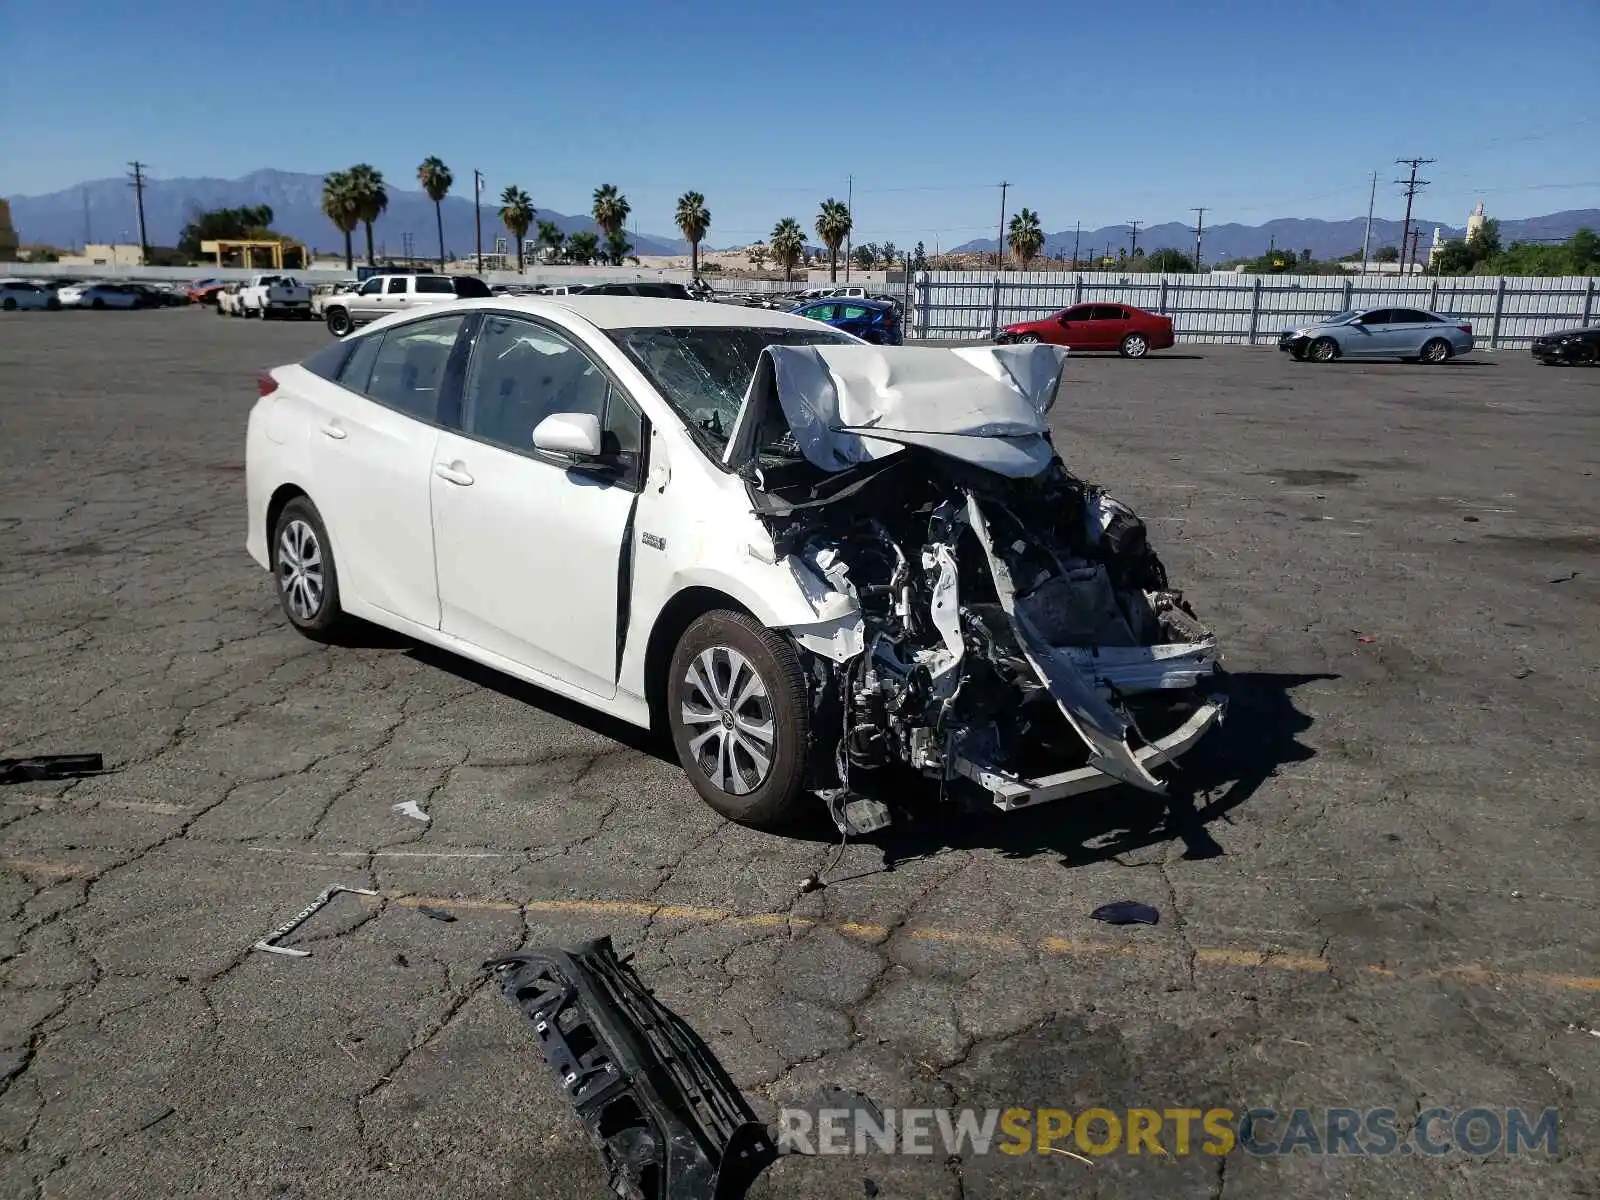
(240, 274, 313, 320)
(323, 273, 493, 336)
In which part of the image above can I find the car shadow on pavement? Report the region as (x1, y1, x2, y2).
(405, 642, 673, 760)
(856, 671, 1335, 870)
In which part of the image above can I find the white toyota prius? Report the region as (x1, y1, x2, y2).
(245, 297, 1223, 832)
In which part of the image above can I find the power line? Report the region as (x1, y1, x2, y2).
(1126, 219, 1142, 256)
(1190, 208, 1206, 272)
(1394, 157, 1434, 275)
(126, 161, 149, 264)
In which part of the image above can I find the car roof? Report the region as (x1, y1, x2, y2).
(799, 297, 896, 310)
(451, 295, 825, 331)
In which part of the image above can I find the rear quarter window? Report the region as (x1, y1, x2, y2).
(452, 277, 492, 298)
(300, 339, 354, 382)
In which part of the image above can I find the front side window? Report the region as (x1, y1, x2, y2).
(362, 314, 466, 420)
(1358, 309, 1392, 326)
(1059, 306, 1091, 322)
(611, 325, 855, 447)
(459, 315, 611, 452)
(358, 278, 382, 296)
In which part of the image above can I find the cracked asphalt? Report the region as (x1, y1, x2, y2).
(1, 310, 1597, 1199)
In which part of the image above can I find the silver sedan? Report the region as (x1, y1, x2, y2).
(1279, 307, 1475, 363)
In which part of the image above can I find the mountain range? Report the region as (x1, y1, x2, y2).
(6, 169, 690, 257)
(953, 211, 1600, 263)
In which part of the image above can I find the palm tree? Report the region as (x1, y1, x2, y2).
(320, 171, 360, 270)
(604, 229, 633, 265)
(674, 191, 711, 280)
(592, 184, 631, 264)
(345, 164, 388, 266)
(566, 231, 599, 265)
(536, 220, 563, 263)
(815, 198, 852, 282)
(498, 186, 535, 273)
(1008, 208, 1044, 270)
(770, 218, 805, 282)
(416, 157, 453, 270)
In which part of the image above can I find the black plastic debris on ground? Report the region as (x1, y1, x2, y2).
(415, 905, 457, 923)
(487, 936, 776, 1200)
(1091, 900, 1161, 926)
(0, 753, 104, 785)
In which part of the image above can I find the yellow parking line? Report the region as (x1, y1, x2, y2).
(2, 859, 1594, 993)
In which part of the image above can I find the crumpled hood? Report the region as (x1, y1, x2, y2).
(723, 343, 1069, 479)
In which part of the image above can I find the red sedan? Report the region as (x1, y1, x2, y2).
(996, 303, 1175, 358)
(186, 278, 227, 306)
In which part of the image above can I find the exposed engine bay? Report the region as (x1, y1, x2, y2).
(733, 343, 1224, 832)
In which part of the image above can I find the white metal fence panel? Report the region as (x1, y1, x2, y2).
(910, 271, 1598, 348)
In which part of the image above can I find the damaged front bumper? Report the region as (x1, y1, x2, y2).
(953, 694, 1225, 810)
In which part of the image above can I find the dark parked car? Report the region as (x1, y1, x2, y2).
(995, 303, 1174, 358)
(1530, 325, 1599, 366)
(791, 297, 903, 344)
(574, 281, 697, 300)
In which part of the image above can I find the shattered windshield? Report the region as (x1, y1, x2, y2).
(611, 326, 854, 445)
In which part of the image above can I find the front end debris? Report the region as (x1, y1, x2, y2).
(488, 937, 777, 1200)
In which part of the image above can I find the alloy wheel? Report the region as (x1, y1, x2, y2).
(1123, 334, 1149, 357)
(679, 646, 776, 796)
(276, 519, 325, 621)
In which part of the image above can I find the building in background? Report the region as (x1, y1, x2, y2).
(1466, 201, 1488, 243)
(57, 242, 145, 268)
(0, 200, 19, 261)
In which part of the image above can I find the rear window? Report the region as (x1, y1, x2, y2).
(301, 339, 353, 382)
(451, 276, 492, 298)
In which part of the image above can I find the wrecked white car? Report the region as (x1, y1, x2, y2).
(245, 297, 1222, 832)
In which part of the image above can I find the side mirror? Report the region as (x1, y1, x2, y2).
(532, 412, 603, 457)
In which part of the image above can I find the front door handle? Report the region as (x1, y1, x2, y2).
(434, 462, 474, 486)
(320, 422, 347, 440)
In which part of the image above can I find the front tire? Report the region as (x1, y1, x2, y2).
(91, 298, 105, 310)
(270, 498, 348, 640)
(1017, 333, 1041, 344)
(326, 307, 352, 337)
(1419, 338, 1451, 364)
(1, 298, 14, 311)
(667, 611, 811, 829)
(1309, 336, 1339, 363)
(1119, 332, 1150, 358)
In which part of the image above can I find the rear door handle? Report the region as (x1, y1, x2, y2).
(320, 423, 347, 440)
(434, 462, 474, 486)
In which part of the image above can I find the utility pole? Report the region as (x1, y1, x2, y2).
(81, 187, 91, 250)
(126, 161, 149, 264)
(1359, 170, 1378, 273)
(473, 170, 484, 272)
(995, 182, 1010, 270)
(845, 174, 853, 282)
(1191, 207, 1206, 272)
(1071, 220, 1081, 269)
(1127, 218, 1142, 257)
(1393, 157, 1434, 275)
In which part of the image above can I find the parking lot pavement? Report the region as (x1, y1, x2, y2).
(1, 309, 1597, 1198)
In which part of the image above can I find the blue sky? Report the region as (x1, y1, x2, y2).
(3, 0, 1597, 246)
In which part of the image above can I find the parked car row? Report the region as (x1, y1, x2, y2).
(0, 278, 192, 310)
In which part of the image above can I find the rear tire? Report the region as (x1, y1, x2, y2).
(1309, 336, 1338, 363)
(1420, 338, 1451, 364)
(667, 610, 811, 830)
(1119, 332, 1150, 358)
(270, 497, 349, 641)
(1, 298, 14, 311)
(326, 307, 352, 337)
(91, 298, 105, 310)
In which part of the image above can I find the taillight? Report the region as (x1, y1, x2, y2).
(1458, 324, 1472, 334)
(257, 374, 279, 397)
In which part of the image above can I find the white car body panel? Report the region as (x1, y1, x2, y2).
(246, 296, 1221, 816)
